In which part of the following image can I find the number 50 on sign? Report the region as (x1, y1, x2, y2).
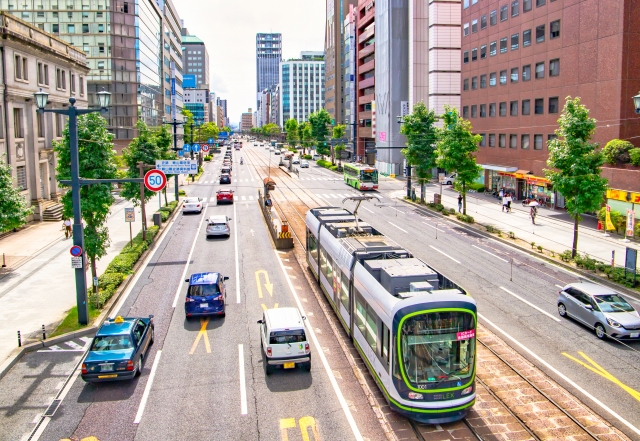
(144, 169, 167, 192)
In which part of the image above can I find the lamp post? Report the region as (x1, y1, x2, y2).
(633, 92, 640, 114)
(396, 115, 413, 199)
(162, 117, 184, 202)
(34, 88, 111, 325)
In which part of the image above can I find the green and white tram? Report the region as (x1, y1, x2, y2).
(306, 206, 477, 423)
(343, 163, 379, 190)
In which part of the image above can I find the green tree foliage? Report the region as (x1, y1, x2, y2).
(261, 123, 281, 137)
(121, 120, 162, 205)
(400, 102, 438, 203)
(602, 139, 633, 165)
(53, 113, 117, 285)
(331, 124, 346, 166)
(297, 122, 313, 155)
(152, 124, 176, 204)
(309, 109, 331, 156)
(545, 97, 608, 257)
(285, 118, 299, 147)
(181, 108, 195, 142)
(630, 148, 640, 166)
(435, 106, 482, 215)
(197, 122, 219, 143)
(0, 158, 33, 232)
(221, 126, 231, 133)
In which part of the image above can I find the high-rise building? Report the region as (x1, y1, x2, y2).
(280, 53, 325, 124)
(256, 33, 282, 104)
(461, 0, 640, 200)
(343, 5, 356, 161)
(181, 28, 209, 88)
(160, 0, 184, 123)
(3, 0, 165, 149)
(356, 0, 376, 164)
(241, 109, 254, 132)
(183, 89, 209, 125)
(218, 99, 228, 120)
(257, 85, 281, 128)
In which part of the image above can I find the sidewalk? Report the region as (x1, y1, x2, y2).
(0, 182, 179, 365)
(400, 184, 638, 266)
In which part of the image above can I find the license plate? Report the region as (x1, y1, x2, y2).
(200, 303, 208, 308)
(283, 362, 295, 369)
(98, 374, 118, 379)
(631, 333, 639, 338)
(100, 364, 114, 372)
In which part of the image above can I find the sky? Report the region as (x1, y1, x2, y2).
(178, 0, 326, 127)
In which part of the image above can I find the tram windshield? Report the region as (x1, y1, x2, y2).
(400, 311, 475, 387)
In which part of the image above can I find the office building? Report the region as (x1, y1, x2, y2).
(0, 12, 89, 221)
(356, 0, 375, 163)
(257, 84, 280, 127)
(241, 109, 253, 132)
(218, 99, 228, 120)
(160, 0, 184, 123)
(256, 33, 282, 105)
(461, 0, 640, 201)
(279, 53, 325, 124)
(181, 29, 209, 88)
(183, 88, 209, 124)
(343, 7, 356, 160)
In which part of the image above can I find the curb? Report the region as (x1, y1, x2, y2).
(278, 166, 292, 177)
(399, 198, 640, 301)
(0, 201, 183, 381)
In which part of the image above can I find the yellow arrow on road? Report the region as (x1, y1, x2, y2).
(255, 270, 274, 298)
(261, 303, 279, 311)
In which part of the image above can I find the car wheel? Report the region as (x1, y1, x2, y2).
(304, 362, 311, 372)
(135, 357, 143, 377)
(557, 303, 567, 317)
(263, 351, 272, 375)
(149, 327, 155, 345)
(595, 323, 607, 340)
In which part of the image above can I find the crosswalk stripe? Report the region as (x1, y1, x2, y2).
(65, 341, 83, 350)
(249, 195, 254, 200)
(241, 196, 246, 201)
(322, 194, 334, 199)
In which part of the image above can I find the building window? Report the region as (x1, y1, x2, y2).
(463, 51, 469, 63)
(536, 24, 545, 43)
(480, 45, 487, 59)
(14, 55, 23, 80)
(98, 61, 105, 70)
(522, 99, 531, 115)
(471, 105, 477, 118)
(550, 20, 560, 39)
(524, 0, 532, 11)
(13, 108, 24, 138)
(79, 76, 84, 96)
(472, 76, 478, 89)
(536, 0, 545, 6)
(521, 134, 530, 149)
(472, 48, 478, 61)
(523, 64, 531, 81)
(463, 78, 469, 91)
(511, 67, 519, 83)
(500, 70, 507, 85)
(56, 68, 66, 89)
(463, 106, 469, 118)
(82, 24, 89, 33)
(490, 41, 497, 56)
(523, 29, 532, 46)
(480, 104, 486, 117)
(535, 62, 545, 79)
(489, 103, 496, 117)
(490, 10, 497, 26)
(472, 19, 478, 33)
(67, 24, 75, 33)
(499, 102, 507, 116)
(463, 23, 469, 36)
(549, 96, 559, 113)
(500, 5, 508, 21)
(489, 72, 497, 87)
(52, 23, 59, 33)
(512, 0, 519, 16)
(481, 15, 487, 29)
(548, 134, 557, 143)
(16, 166, 27, 190)
(499, 134, 506, 148)
(480, 74, 487, 88)
(510, 100, 518, 116)
(549, 58, 560, 76)
(534, 134, 543, 150)
(70, 73, 76, 93)
(479, 134, 486, 146)
(489, 134, 496, 147)
(510, 134, 517, 148)
(511, 33, 519, 50)
(500, 38, 507, 53)
(535, 98, 544, 114)
(98, 24, 104, 33)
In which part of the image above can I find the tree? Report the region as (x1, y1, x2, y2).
(53, 113, 117, 290)
(309, 109, 331, 156)
(545, 97, 608, 257)
(198, 122, 219, 143)
(181, 108, 195, 142)
(121, 120, 162, 206)
(602, 139, 633, 165)
(298, 122, 313, 155)
(331, 124, 346, 167)
(435, 106, 482, 215)
(400, 102, 439, 203)
(285, 118, 299, 147)
(0, 158, 33, 233)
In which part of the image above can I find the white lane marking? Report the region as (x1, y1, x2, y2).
(64, 341, 83, 350)
(499, 287, 561, 322)
(421, 221, 446, 233)
(239, 344, 248, 415)
(241, 196, 247, 201)
(388, 222, 408, 234)
(234, 201, 241, 304)
(429, 245, 461, 264)
(31, 413, 42, 424)
(322, 194, 333, 199)
(273, 250, 364, 441)
(361, 206, 374, 214)
(555, 284, 564, 289)
(472, 245, 508, 262)
(133, 350, 162, 424)
(79, 337, 91, 343)
(172, 207, 208, 308)
(479, 314, 640, 437)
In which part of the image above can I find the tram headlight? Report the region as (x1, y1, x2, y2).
(408, 392, 423, 400)
(461, 386, 473, 395)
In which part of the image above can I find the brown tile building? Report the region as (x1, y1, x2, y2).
(356, 0, 376, 163)
(461, 0, 640, 200)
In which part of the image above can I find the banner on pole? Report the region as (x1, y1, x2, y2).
(626, 209, 636, 237)
(605, 205, 615, 231)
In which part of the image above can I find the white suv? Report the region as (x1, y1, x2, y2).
(257, 307, 311, 375)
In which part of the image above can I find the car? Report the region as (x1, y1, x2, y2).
(557, 282, 640, 340)
(274, 150, 281, 155)
(221, 166, 232, 175)
(220, 173, 231, 184)
(216, 189, 234, 204)
(292, 158, 300, 164)
(311, 154, 320, 160)
(185, 272, 228, 318)
(441, 173, 457, 185)
(257, 307, 311, 375)
(206, 214, 232, 237)
(265, 146, 269, 149)
(81, 315, 154, 382)
(182, 197, 204, 214)
(254, 142, 257, 146)
(300, 160, 309, 168)
(260, 144, 264, 147)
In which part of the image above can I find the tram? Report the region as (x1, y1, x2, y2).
(305, 205, 477, 424)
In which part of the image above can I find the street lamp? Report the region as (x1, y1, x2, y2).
(162, 116, 184, 202)
(633, 92, 640, 114)
(34, 87, 111, 325)
(396, 115, 412, 199)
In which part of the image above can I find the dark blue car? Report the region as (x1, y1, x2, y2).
(81, 316, 154, 382)
(185, 272, 228, 318)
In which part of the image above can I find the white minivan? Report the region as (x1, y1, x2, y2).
(257, 307, 311, 374)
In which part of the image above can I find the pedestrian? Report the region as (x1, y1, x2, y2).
(530, 206, 537, 224)
(63, 218, 72, 239)
(505, 194, 512, 212)
(499, 188, 504, 199)
(501, 195, 508, 212)
(457, 194, 463, 213)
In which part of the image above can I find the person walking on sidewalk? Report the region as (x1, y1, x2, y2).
(457, 194, 463, 213)
(502, 195, 508, 212)
(63, 218, 72, 239)
(530, 206, 537, 224)
(505, 194, 513, 213)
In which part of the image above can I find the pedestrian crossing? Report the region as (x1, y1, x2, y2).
(201, 179, 255, 183)
(314, 193, 383, 200)
(298, 177, 338, 181)
(205, 195, 256, 203)
(37, 336, 92, 353)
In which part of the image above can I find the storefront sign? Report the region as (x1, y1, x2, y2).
(607, 189, 640, 204)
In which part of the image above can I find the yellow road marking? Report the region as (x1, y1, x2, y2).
(261, 303, 279, 311)
(256, 270, 274, 298)
(562, 351, 640, 401)
(279, 417, 320, 441)
(189, 318, 211, 354)
(280, 418, 296, 441)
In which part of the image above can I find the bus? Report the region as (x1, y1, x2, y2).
(343, 163, 379, 190)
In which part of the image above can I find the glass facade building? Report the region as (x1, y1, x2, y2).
(279, 55, 325, 124)
(256, 33, 282, 104)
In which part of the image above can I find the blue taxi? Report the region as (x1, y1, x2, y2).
(184, 272, 228, 318)
(81, 316, 154, 382)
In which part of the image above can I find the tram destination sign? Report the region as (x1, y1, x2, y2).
(155, 160, 198, 175)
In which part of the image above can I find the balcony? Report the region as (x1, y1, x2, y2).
(358, 8, 374, 30)
(358, 59, 374, 75)
(359, 76, 375, 89)
(358, 24, 375, 44)
(358, 93, 374, 105)
(358, 44, 374, 59)
(359, 111, 372, 120)
(358, 127, 372, 138)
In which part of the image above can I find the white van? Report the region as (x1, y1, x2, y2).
(311, 154, 320, 161)
(257, 307, 311, 374)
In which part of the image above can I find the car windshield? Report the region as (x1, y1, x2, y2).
(360, 169, 378, 183)
(270, 330, 306, 344)
(188, 284, 220, 297)
(185, 198, 198, 204)
(91, 335, 134, 351)
(594, 295, 635, 313)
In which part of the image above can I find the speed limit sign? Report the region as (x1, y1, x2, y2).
(144, 169, 167, 192)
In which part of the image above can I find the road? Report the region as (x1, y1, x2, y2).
(244, 143, 640, 441)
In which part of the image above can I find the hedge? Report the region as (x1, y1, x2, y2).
(303, 154, 312, 160)
(467, 183, 485, 192)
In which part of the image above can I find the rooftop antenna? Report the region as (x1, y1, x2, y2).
(342, 194, 380, 232)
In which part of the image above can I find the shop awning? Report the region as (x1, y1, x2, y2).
(479, 164, 518, 172)
(514, 169, 532, 175)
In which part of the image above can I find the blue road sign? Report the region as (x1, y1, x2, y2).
(192, 144, 201, 152)
(183, 144, 191, 153)
(207, 138, 214, 144)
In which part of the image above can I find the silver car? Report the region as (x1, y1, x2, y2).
(206, 215, 231, 238)
(557, 282, 640, 340)
(300, 160, 309, 168)
(182, 197, 204, 214)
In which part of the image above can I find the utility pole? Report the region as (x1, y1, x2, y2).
(162, 118, 183, 202)
(137, 162, 148, 241)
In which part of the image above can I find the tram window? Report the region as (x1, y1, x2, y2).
(381, 323, 390, 367)
(355, 291, 366, 335)
(340, 273, 349, 310)
(365, 305, 378, 351)
(320, 246, 331, 281)
(308, 231, 318, 261)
